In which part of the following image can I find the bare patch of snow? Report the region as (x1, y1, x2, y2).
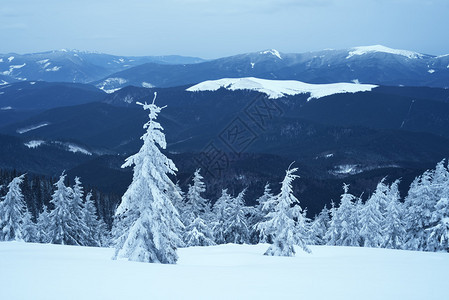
(346, 45, 424, 59)
(250, 62, 255, 69)
(428, 69, 435, 74)
(0, 58, 3, 63)
(66, 144, 92, 155)
(7, 56, 14, 62)
(1, 63, 27, 76)
(97, 77, 127, 94)
(37, 59, 49, 64)
(17, 123, 50, 134)
(24, 140, 45, 149)
(142, 82, 154, 88)
(0, 80, 8, 86)
(45, 66, 61, 72)
(259, 49, 282, 60)
(187, 77, 377, 101)
(30, 82, 36, 85)
(352, 79, 360, 84)
(1, 106, 12, 110)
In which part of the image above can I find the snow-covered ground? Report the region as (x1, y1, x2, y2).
(0, 242, 447, 300)
(187, 77, 377, 101)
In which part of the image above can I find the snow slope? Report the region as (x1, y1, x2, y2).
(0, 242, 447, 300)
(346, 45, 424, 59)
(187, 77, 377, 101)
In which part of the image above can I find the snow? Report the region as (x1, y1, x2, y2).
(187, 77, 377, 101)
(37, 59, 49, 64)
(45, 66, 61, 72)
(250, 62, 255, 68)
(1, 63, 26, 76)
(428, 69, 435, 74)
(141, 82, 154, 88)
(0, 80, 9, 86)
(332, 164, 360, 175)
(325, 153, 334, 158)
(8, 56, 14, 62)
(260, 49, 282, 60)
(0, 58, 3, 63)
(1, 106, 12, 110)
(97, 77, 128, 93)
(66, 144, 92, 155)
(346, 45, 424, 59)
(24, 140, 45, 149)
(16, 123, 49, 134)
(0, 242, 448, 300)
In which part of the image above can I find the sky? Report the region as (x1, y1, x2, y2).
(0, 0, 448, 59)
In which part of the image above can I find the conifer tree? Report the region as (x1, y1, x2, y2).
(359, 183, 385, 248)
(182, 170, 214, 247)
(223, 189, 250, 244)
(382, 180, 406, 249)
(256, 165, 311, 256)
(48, 172, 85, 245)
(113, 93, 183, 263)
(84, 192, 109, 247)
(0, 174, 27, 241)
(310, 205, 330, 245)
(37, 205, 50, 243)
(250, 183, 275, 243)
(212, 189, 232, 244)
(334, 184, 360, 246)
(426, 197, 449, 252)
(404, 170, 435, 250)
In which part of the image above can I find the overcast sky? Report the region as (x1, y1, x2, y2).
(0, 0, 447, 58)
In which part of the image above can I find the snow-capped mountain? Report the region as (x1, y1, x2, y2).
(186, 77, 378, 100)
(94, 45, 449, 91)
(0, 50, 205, 85)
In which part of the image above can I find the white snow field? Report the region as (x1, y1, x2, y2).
(1, 242, 448, 300)
(187, 77, 377, 101)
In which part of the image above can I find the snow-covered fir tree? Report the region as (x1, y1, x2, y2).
(256, 165, 311, 256)
(37, 204, 50, 243)
(183, 216, 215, 246)
(403, 170, 436, 251)
(83, 192, 109, 247)
(426, 197, 449, 252)
(71, 177, 89, 245)
(310, 205, 330, 245)
(250, 183, 275, 243)
(329, 184, 360, 246)
(212, 189, 232, 244)
(184, 169, 210, 222)
(182, 169, 214, 246)
(223, 189, 250, 244)
(21, 209, 37, 243)
(48, 172, 86, 245)
(359, 182, 386, 248)
(382, 180, 406, 249)
(0, 174, 27, 241)
(113, 93, 183, 263)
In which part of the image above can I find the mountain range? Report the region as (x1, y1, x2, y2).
(1, 45, 449, 216)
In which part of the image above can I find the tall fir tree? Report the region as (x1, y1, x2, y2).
(37, 204, 51, 243)
(359, 182, 385, 248)
(310, 205, 330, 245)
(48, 172, 85, 245)
(333, 184, 360, 246)
(426, 197, 449, 252)
(223, 189, 250, 244)
(382, 180, 406, 249)
(113, 93, 183, 263)
(256, 165, 311, 256)
(83, 192, 109, 247)
(0, 174, 27, 241)
(212, 189, 232, 244)
(404, 170, 435, 250)
(250, 183, 275, 243)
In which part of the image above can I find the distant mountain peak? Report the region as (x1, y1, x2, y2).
(346, 45, 425, 59)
